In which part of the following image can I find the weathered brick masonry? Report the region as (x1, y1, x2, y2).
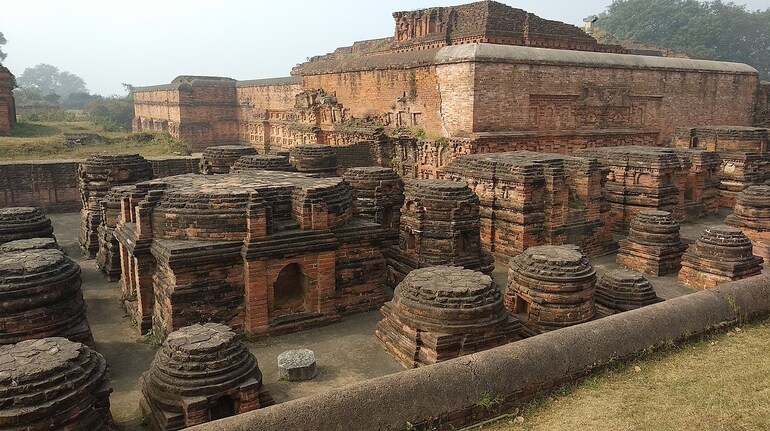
(0, 65, 15, 135)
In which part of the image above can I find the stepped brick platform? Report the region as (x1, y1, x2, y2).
(386, 179, 494, 284)
(0, 207, 55, 244)
(616, 210, 688, 276)
(96, 185, 134, 281)
(199, 145, 258, 174)
(231, 154, 295, 172)
(0, 237, 59, 253)
(342, 167, 404, 234)
(595, 268, 662, 315)
(115, 171, 391, 339)
(78, 154, 153, 257)
(140, 323, 273, 430)
(0, 249, 93, 346)
(505, 245, 596, 333)
(665, 148, 721, 220)
(0, 338, 113, 430)
(725, 185, 770, 264)
(443, 151, 615, 259)
(679, 225, 763, 289)
(375, 266, 522, 368)
(288, 144, 339, 176)
(577, 147, 694, 233)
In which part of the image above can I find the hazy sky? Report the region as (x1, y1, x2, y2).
(1, 0, 768, 95)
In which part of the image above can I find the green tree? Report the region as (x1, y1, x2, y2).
(597, 0, 770, 80)
(16, 63, 88, 100)
(0, 32, 7, 62)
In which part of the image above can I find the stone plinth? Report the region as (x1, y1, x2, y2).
(376, 266, 522, 368)
(0, 249, 93, 346)
(231, 154, 295, 172)
(595, 269, 662, 315)
(679, 225, 763, 289)
(443, 151, 615, 259)
(277, 349, 318, 381)
(0, 237, 59, 253)
(616, 210, 688, 276)
(0, 338, 113, 430)
(387, 180, 494, 284)
(140, 323, 273, 430)
(0, 207, 54, 244)
(505, 245, 596, 332)
(726, 185, 770, 264)
(342, 167, 404, 232)
(78, 154, 153, 257)
(200, 145, 258, 175)
(288, 144, 338, 176)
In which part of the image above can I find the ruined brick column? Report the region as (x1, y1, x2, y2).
(0, 207, 55, 244)
(725, 185, 770, 264)
(342, 167, 404, 234)
(505, 245, 596, 333)
(96, 185, 134, 281)
(0, 249, 94, 346)
(595, 268, 662, 316)
(386, 179, 494, 284)
(0, 338, 113, 430)
(616, 210, 688, 276)
(140, 323, 273, 430)
(288, 144, 339, 176)
(231, 154, 295, 172)
(200, 145, 258, 174)
(678, 225, 763, 289)
(375, 266, 522, 368)
(78, 154, 153, 257)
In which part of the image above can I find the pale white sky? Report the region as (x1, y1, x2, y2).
(1, 0, 768, 95)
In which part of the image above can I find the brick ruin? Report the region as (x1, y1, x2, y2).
(616, 210, 688, 276)
(288, 144, 339, 176)
(577, 146, 720, 233)
(0, 206, 55, 244)
(386, 179, 493, 284)
(0, 237, 59, 253)
(114, 171, 392, 339)
(595, 269, 662, 316)
(231, 154, 295, 173)
(200, 145, 258, 174)
(0, 248, 94, 346)
(442, 151, 615, 259)
(505, 245, 596, 333)
(0, 65, 15, 135)
(134, 2, 762, 176)
(674, 126, 770, 207)
(725, 185, 770, 264)
(375, 266, 522, 368)
(79, 154, 153, 258)
(679, 225, 763, 289)
(140, 323, 273, 430)
(342, 167, 404, 235)
(0, 338, 113, 430)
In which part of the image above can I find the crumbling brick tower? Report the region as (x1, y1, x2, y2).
(78, 154, 153, 258)
(725, 185, 770, 264)
(200, 145, 258, 174)
(386, 179, 494, 284)
(0, 65, 15, 135)
(375, 266, 522, 368)
(342, 167, 405, 238)
(442, 151, 615, 260)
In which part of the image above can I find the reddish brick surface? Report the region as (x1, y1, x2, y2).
(0, 65, 15, 135)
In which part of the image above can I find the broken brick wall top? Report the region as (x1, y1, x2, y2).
(674, 126, 769, 153)
(0, 65, 15, 135)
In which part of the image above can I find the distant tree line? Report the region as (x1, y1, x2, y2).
(597, 0, 770, 80)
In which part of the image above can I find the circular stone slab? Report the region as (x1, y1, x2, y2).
(277, 349, 317, 381)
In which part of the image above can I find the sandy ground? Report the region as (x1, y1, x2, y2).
(47, 209, 729, 430)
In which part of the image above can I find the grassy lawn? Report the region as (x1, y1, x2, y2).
(0, 121, 190, 161)
(477, 319, 770, 431)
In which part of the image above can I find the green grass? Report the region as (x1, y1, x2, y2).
(478, 320, 770, 431)
(0, 121, 190, 161)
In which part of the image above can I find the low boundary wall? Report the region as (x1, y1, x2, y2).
(0, 156, 199, 212)
(192, 274, 770, 431)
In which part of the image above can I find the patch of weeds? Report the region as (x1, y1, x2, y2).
(477, 392, 503, 410)
(143, 329, 162, 348)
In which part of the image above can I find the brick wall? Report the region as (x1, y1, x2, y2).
(0, 157, 200, 213)
(0, 66, 15, 135)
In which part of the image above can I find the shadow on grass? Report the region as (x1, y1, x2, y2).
(11, 122, 61, 137)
